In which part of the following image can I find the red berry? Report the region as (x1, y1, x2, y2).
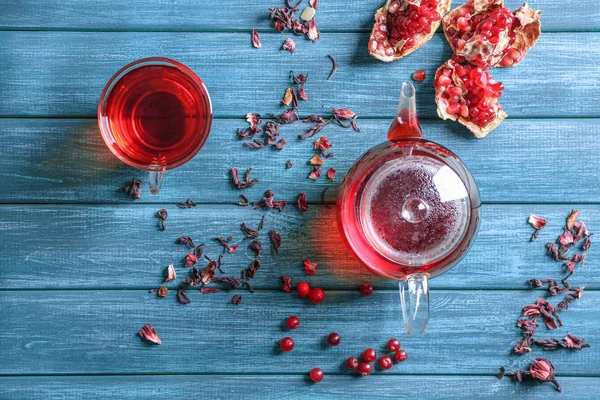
(379, 355, 393, 370)
(359, 283, 373, 296)
(387, 338, 400, 352)
(394, 349, 408, 362)
(358, 362, 372, 376)
(308, 288, 325, 304)
(363, 348, 376, 362)
(296, 281, 310, 297)
(327, 332, 341, 346)
(286, 316, 300, 330)
(346, 356, 359, 370)
(280, 337, 294, 352)
(310, 367, 324, 383)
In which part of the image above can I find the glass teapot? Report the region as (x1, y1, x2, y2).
(337, 82, 481, 334)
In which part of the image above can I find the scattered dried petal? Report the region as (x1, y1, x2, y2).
(583, 234, 593, 251)
(566, 210, 579, 231)
(286, 160, 293, 169)
(313, 136, 331, 151)
(282, 37, 296, 53)
(297, 191, 309, 212)
(246, 113, 262, 133)
(138, 324, 161, 345)
(249, 239, 263, 257)
(200, 288, 220, 294)
(308, 167, 322, 180)
(164, 264, 176, 282)
(123, 178, 143, 199)
(327, 55, 338, 80)
(309, 154, 324, 166)
(185, 253, 198, 267)
(177, 289, 191, 304)
(268, 230, 282, 254)
(273, 138, 287, 150)
(533, 333, 590, 351)
(176, 199, 196, 209)
(241, 223, 259, 239)
(230, 294, 242, 305)
(242, 259, 261, 280)
(351, 120, 361, 132)
(269, 7, 294, 33)
(255, 190, 288, 211)
(269, 108, 299, 124)
(231, 167, 259, 189)
(237, 194, 251, 207)
(282, 87, 294, 106)
(513, 336, 532, 354)
(214, 276, 243, 289)
(309, 0, 318, 9)
(327, 168, 336, 181)
(545, 243, 569, 261)
(528, 214, 546, 241)
(176, 236, 196, 249)
(496, 367, 506, 380)
(332, 107, 357, 120)
(251, 29, 262, 48)
(157, 286, 168, 297)
(282, 276, 292, 292)
(321, 187, 332, 209)
(258, 215, 265, 231)
(156, 209, 168, 231)
(244, 139, 266, 149)
(306, 17, 320, 42)
(303, 114, 326, 123)
(558, 229, 574, 248)
(303, 260, 318, 276)
(291, 71, 308, 85)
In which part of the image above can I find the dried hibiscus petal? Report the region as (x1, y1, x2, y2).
(249, 239, 263, 257)
(185, 253, 198, 267)
(545, 242, 569, 261)
(286, 160, 293, 169)
(434, 59, 506, 138)
(303, 114, 326, 123)
(332, 107, 357, 120)
(123, 178, 143, 199)
(527, 214, 546, 241)
(303, 260, 318, 276)
(566, 209, 579, 231)
(138, 324, 161, 345)
(583, 234, 593, 251)
(177, 289, 191, 304)
(282, 276, 292, 292)
(201, 288, 220, 294)
(246, 113, 262, 133)
(308, 167, 322, 180)
(214, 276, 243, 289)
(270, 108, 299, 124)
(255, 190, 288, 211)
(309, 154, 324, 166)
(298, 84, 308, 101)
(299, 118, 333, 140)
(230, 294, 242, 305)
(156, 209, 168, 231)
(306, 18, 320, 41)
(327, 168, 336, 181)
(164, 264, 176, 282)
(242, 259, 261, 280)
(297, 191, 309, 212)
(327, 55, 338, 80)
(268, 230, 282, 254)
(241, 222, 259, 239)
(244, 139, 265, 149)
(212, 236, 238, 253)
(176, 198, 196, 209)
(176, 236, 196, 249)
(314, 136, 331, 151)
(251, 29, 262, 48)
(573, 220, 589, 244)
(231, 167, 259, 189)
(273, 138, 287, 150)
(368, 0, 451, 62)
(282, 37, 296, 53)
(504, 358, 562, 392)
(533, 333, 590, 351)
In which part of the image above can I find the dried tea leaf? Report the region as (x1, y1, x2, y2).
(138, 324, 161, 345)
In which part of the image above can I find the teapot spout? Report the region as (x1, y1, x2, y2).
(387, 82, 423, 141)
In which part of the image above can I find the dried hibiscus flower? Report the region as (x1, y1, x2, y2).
(528, 214, 546, 241)
(177, 289, 191, 304)
(123, 178, 143, 199)
(332, 107, 357, 120)
(545, 242, 569, 261)
(164, 264, 176, 282)
(230, 295, 242, 305)
(242, 259, 261, 280)
(176, 236, 196, 249)
(327, 168, 336, 181)
(522, 298, 562, 330)
(138, 324, 161, 345)
(255, 190, 288, 211)
(251, 29, 262, 48)
(309, 154, 324, 166)
(241, 222, 259, 239)
(308, 167, 322, 180)
(282, 37, 296, 53)
(504, 358, 562, 392)
(268, 230, 282, 254)
(185, 253, 198, 267)
(306, 17, 320, 42)
(533, 333, 590, 351)
(303, 260, 318, 276)
(282, 276, 292, 292)
(297, 191, 309, 212)
(314, 136, 331, 151)
(269, 108, 299, 124)
(231, 167, 259, 189)
(176, 198, 196, 209)
(264, 121, 282, 145)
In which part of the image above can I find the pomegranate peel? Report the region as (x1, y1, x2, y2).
(368, 0, 453, 62)
(434, 59, 506, 138)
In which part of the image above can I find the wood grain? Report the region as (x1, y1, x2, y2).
(0, 289, 596, 375)
(0, 32, 598, 118)
(0, 204, 595, 290)
(1, 118, 598, 204)
(0, 0, 594, 32)
(0, 375, 595, 399)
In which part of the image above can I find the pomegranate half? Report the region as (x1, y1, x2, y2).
(442, 0, 541, 68)
(368, 0, 453, 62)
(434, 58, 506, 138)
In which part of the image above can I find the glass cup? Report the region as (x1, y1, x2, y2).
(98, 57, 212, 194)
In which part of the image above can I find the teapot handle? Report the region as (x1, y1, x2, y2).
(399, 273, 429, 334)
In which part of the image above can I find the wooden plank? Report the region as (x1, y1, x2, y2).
(0, 204, 596, 290)
(0, 0, 594, 32)
(0, 375, 595, 399)
(0, 32, 598, 118)
(1, 118, 598, 204)
(0, 289, 596, 374)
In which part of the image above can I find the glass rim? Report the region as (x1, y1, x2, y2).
(98, 57, 213, 171)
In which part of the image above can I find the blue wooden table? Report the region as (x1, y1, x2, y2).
(1, 1, 599, 398)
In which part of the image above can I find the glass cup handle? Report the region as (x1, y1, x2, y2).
(148, 165, 166, 195)
(399, 273, 430, 334)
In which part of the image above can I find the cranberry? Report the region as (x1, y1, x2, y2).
(327, 332, 341, 346)
(379, 355, 393, 370)
(308, 287, 325, 304)
(296, 281, 310, 298)
(280, 337, 295, 352)
(358, 362, 373, 376)
(394, 349, 408, 362)
(346, 356, 359, 370)
(286, 316, 300, 330)
(387, 338, 400, 352)
(359, 283, 373, 296)
(310, 367, 324, 383)
(363, 348, 376, 362)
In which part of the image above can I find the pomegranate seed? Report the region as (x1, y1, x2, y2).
(346, 357, 359, 370)
(437, 75, 451, 87)
(286, 316, 300, 330)
(310, 368, 324, 383)
(394, 349, 408, 362)
(456, 17, 468, 30)
(308, 287, 325, 304)
(358, 362, 373, 376)
(447, 86, 463, 97)
(379, 355, 394, 370)
(280, 337, 295, 352)
(460, 104, 469, 118)
(363, 348, 377, 362)
(296, 281, 310, 298)
(327, 332, 341, 346)
(359, 283, 373, 296)
(388, 0, 400, 14)
(412, 69, 426, 82)
(508, 48, 521, 61)
(387, 338, 401, 352)
(446, 102, 461, 115)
